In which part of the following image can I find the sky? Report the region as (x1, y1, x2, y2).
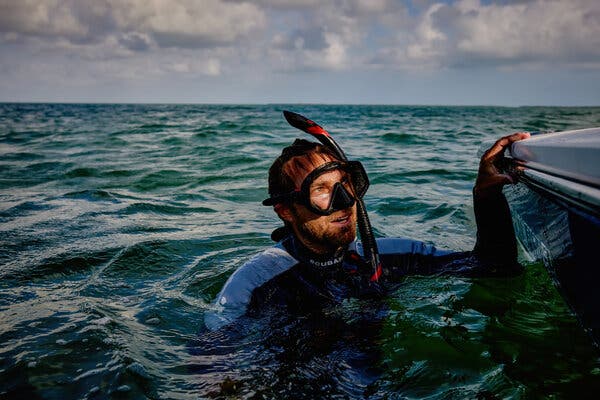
(0, 0, 599, 106)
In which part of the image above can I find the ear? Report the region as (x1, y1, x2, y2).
(274, 204, 294, 224)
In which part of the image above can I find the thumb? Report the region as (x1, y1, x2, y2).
(475, 174, 514, 197)
(497, 173, 514, 185)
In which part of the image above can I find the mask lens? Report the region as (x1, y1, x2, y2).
(308, 169, 350, 212)
(304, 161, 369, 213)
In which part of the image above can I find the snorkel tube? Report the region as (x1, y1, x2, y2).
(282, 110, 382, 282)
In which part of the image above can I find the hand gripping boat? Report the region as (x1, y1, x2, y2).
(503, 127, 600, 346)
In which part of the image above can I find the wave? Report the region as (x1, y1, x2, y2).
(380, 132, 431, 145)
(122, 202, 216, 216)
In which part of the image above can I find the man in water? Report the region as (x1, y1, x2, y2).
(205, 128, 530, 331)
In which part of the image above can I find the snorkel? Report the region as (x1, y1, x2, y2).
(282, 110, 382, 282)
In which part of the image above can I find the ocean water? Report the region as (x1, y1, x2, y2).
(1, 103, 600, 399)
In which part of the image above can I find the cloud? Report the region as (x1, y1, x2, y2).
(269, 26, 351, 71)
(165, 57, 221, 76)
(272, 27, 328, 51)
(0, 0, 598, 95)
(118, 32, 152, 52)
(262, 0, 600, 72)
(0, 0, 268, 83)
(454, 0, 600, 64)
(0, 0, 110, 44)
(0, 0, 267, 49)
(376, 0, 600, 69)
(262, 0, 408, 71)
(115, 0, 266, 48)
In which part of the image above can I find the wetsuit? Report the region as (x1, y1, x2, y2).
(205, 191, 520, 331)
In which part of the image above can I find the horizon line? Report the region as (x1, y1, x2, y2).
(1, 101, 599, 108)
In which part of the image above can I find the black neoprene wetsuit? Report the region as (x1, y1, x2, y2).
(205, 191, 520, 331)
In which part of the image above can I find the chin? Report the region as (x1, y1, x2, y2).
(338, 225, 357, 245)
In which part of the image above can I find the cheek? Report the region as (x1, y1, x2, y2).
(303, 215, 330, 233)
(288, 204, 326, 233)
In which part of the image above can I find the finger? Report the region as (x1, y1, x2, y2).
(499, 173, 515, 185)
(476, 174, 514, 196)
(485, 132, 530, 158)
(483, 132, 530, 161)
(482, 173, 514, 187)
(507, 131, 531, 143)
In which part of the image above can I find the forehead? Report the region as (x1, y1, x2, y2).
(282, 152, 337, 185)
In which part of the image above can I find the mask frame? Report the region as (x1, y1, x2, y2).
(263, 160, 369, 215)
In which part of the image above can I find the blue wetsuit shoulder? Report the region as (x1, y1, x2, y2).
(204, 242, 298, 331)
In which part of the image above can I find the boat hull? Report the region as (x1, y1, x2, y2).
(504, 127, 600, 347)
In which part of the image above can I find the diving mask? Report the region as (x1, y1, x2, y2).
(263, 160, 369, 216)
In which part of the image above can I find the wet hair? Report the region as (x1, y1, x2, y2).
(266, 139, 340, 241)
(267, 138, 340, 199)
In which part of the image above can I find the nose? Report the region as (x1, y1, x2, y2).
(330, 182, 355, 211)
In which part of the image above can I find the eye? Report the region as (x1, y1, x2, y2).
(311, 184, 330, 196)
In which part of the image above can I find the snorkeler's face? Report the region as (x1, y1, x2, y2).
(280, 156, 357, 255)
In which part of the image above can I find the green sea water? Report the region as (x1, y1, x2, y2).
(1, 103, 600, 399)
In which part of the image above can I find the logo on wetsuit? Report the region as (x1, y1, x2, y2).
(307, 254, 345, 268)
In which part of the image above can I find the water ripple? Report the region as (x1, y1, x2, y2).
(1, 103, 599, 398)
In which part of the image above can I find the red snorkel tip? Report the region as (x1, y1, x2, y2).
(283, 110, 331, 138)
(307, 125, 330, 137)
